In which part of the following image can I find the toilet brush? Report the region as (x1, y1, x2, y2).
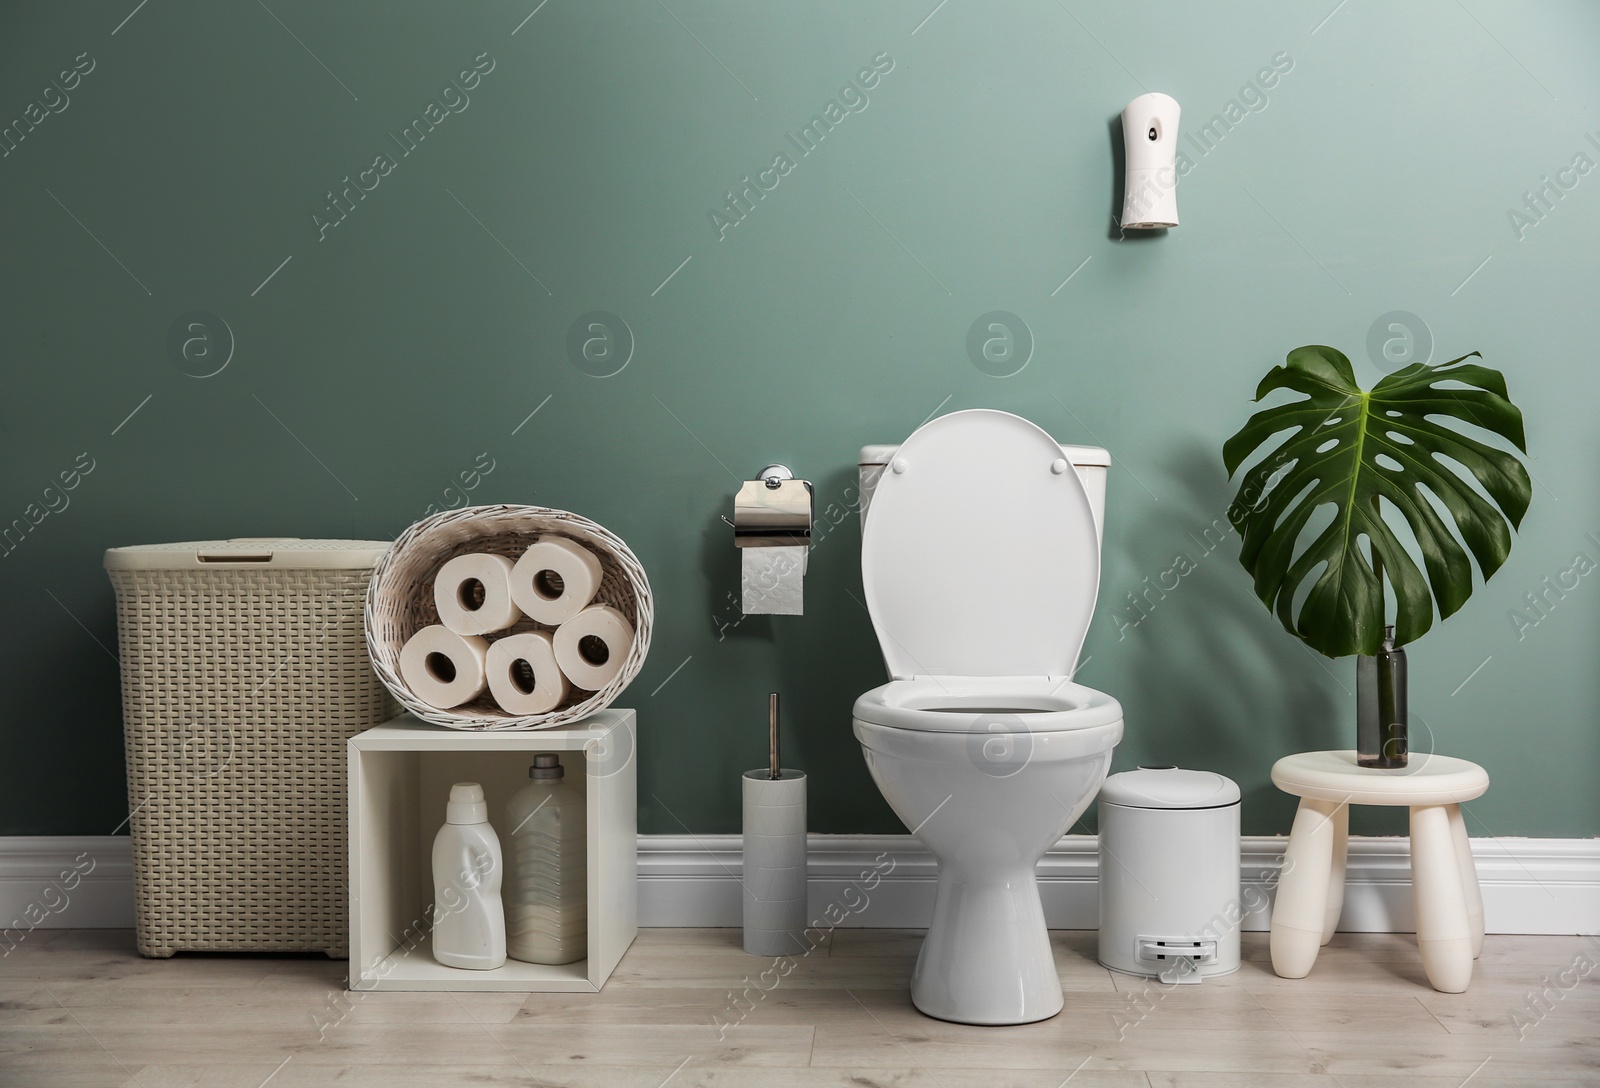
(742, 693, 808, 956)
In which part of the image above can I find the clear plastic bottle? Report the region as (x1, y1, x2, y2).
(430, 782, 506, 970)
(503, 755, 587, 964)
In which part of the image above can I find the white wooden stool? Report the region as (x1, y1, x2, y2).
(1268, 750, 1489, 993)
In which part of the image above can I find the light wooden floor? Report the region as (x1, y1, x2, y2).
(2, 928, 1597, 1087)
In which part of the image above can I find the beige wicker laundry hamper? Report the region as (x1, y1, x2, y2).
(104, 538, 395, 958)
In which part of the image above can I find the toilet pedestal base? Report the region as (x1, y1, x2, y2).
(910, 867, 1062, 1025)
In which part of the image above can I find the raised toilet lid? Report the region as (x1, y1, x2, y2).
(861, 409, 1100, 679)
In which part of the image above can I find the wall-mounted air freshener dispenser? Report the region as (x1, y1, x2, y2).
(1120, 92, 1181, 229)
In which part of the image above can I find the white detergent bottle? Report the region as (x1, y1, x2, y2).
(431, 782, 506, 970)
(504, 755, 587, 964)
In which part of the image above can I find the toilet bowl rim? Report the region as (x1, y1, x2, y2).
(853, 676, 1123, 735)
(853, 715, 1124, 752)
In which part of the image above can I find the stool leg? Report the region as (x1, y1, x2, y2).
(1448, 804, 1485, 959)
(1271, 797, 1338, 979)
(1321, 802, 1348, 946)
(1411, 804, 1474, 993)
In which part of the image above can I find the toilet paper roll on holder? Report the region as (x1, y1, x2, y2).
(722, 465, 813, 548)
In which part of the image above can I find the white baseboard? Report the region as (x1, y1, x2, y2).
(4, 834, 1595, 939)
(0, 836, 137, 938)
(635, 833, 1600, 936)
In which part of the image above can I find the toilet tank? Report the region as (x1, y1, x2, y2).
(857, 441, 1110, 549)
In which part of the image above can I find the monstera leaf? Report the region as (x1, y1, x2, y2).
(1223, 346, 1530, 658)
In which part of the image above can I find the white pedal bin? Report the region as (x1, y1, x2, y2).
(1097, 766, 1241, 982)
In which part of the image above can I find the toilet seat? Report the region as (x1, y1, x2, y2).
(854, 676, 1122, 734)
(861, 410, 1100, 680)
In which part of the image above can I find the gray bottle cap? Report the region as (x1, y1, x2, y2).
(530, 754, 563, 781)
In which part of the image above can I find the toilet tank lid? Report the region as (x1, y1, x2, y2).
(1099, 767, 1241, 809)
(859, 442, 1110, 467)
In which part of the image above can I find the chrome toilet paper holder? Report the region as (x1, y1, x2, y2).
(725, 464, 813, 548)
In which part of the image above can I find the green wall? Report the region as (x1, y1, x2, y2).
(3, 1, 1597, 840)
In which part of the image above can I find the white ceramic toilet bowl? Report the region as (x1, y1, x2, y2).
(854, 677, 1123, 1024)
(853, 409, 1121, 1025)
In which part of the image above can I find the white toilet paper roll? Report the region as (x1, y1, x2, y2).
(485, 631, 570, 715)
(398, 625, 490, 709)
(433, 553, 521, 635)
(552, 604, 634, 691)
(740, 546, 806, 616)
(511, 536, 605, 625)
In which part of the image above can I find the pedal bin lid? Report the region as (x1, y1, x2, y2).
(1099, 766, 1240, 809)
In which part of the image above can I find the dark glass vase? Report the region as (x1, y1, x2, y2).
(1356, 625, 1407, 767)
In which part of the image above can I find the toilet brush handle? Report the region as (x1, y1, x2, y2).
(768, 692, 780, 780)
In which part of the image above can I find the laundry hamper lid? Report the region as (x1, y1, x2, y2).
(104, 538, 391, 570)
(1099, 767, 1240, 809)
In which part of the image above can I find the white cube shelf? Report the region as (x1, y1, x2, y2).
(348, 709, 637, 992)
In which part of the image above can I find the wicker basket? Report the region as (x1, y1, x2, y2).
(365, 505, 653, 729)
(104, 538, 396, 958)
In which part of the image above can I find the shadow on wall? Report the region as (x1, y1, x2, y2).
(1109, 441, 1344, 835)
(701, 502, 754, 646)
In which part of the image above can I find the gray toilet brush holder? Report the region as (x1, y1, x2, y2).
(743, 693, 808, 957)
